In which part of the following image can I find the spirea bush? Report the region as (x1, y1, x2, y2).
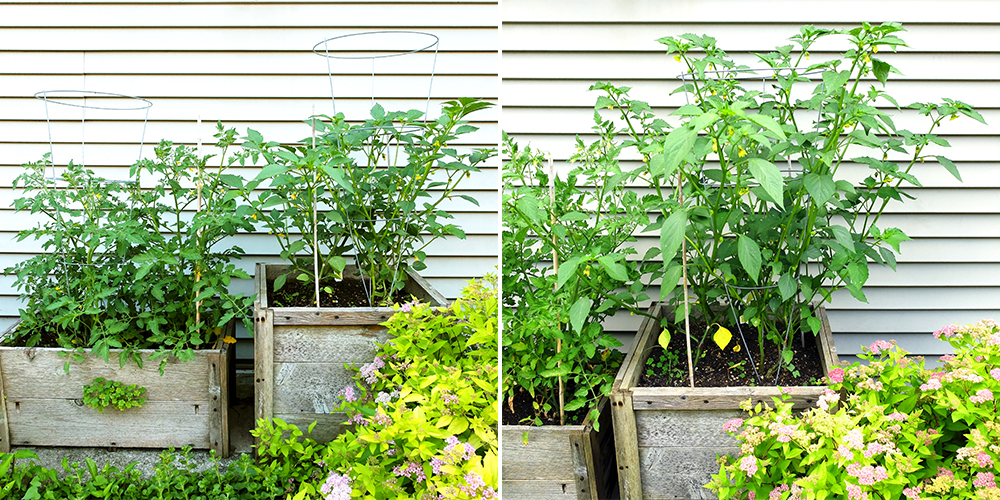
(707, 320, 1000, 500)
(252, 277, 499, 500)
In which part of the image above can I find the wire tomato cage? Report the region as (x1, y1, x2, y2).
(304, 31, 441, 307)
(670, 67, 827, 386)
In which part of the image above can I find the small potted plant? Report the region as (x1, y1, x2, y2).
(501, 123, 650, 499)
(0, 129, 255, 456)
(234, 98, 496, 442)
(601, 23, 985, 499)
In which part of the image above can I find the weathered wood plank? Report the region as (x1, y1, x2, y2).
(272, 412, 350, 444)
(208, 340, 230, 457)
(271, 363, 355, 415)
(638, 446, 738, 500)
(500, 480, 580, 499)
(501, 425, 580, 480)
(0, 347, 212, 402)
(817, 306, 841, 372)
(611, 387, 641, 500)
(630, 386, 825, 411)
(272, 308, 395, 327)
(634, 410, 742, 448)
(273, 325, 389, 363)
(254, 307, 274, 427)
(0, 357, 9, 453)
(567, 431, 590, 500)
(6, 399, 211, 448)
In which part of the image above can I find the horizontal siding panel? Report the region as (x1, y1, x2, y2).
(502, 22, 1000, 54)
(0, 4, 498, 28)
(503, 0, 1000, 23)
(827, 309, 1000, 335)
(0, 27, 496, 52)
(828, 287, 1000, 310)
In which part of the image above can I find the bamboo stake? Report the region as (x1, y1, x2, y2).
(196, 116, 202, 328)
(312, 105, 321, 309)
(679, 170, 695, 388)
(550, 156, 564, 426)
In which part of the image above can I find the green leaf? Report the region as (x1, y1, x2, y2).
(934, 156, 962, 182)
(804, 173, 836, 206)
(871, 58, 890, 85)
(881, 227, 911, 253)
(556, 256, 581, 290)
(659, 264, 684, 301)
(516, 196, 543, 223)
(746, 158, 784, 208)
(778, 274, 797, 302)
(737, 235, 762, 283)
(521, 431, 529, 445)
(660, 209, 688, 262)
(747, 113, 787, 140)
(597, 254, 628, 281)
(569, 297, 593, 334)
(253, 164, 286, 181)
(654, 127, 696, 178)
(830, 225, 855, 254)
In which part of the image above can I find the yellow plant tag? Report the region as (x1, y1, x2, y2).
(712, 323, 732, 351)
(658, 329, 672, 350)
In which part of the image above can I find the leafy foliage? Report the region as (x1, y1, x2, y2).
(236, 99, 496, 306)
(593, 23, 985, 378)
(82, 377, 147, 413)
(5, 125, 256, 373)
(709, 320, 1000, 500)
(251, 277, 499, 499)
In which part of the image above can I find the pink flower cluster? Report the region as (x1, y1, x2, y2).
(845, 483, 868, 500)
(934, 324, 959, 339)
(868, 340, 893, 355)
(768, 421, 797, 443)
(978, 451, 994, 468)
(392, 461, 427, 483)
(433, 436, 477, 475)
(971, 389, 994, 404)
(846, 463, 888, 485)
(886, 412, 907, 422)
(769, 484, 789, 500)
(722, 418, 744, 433)
(827, 368, 845, 383)
(919, 374, 943, 392)
(739, 455, 758, 476)
(359, 356, 385, 384)
(844, 429, 865, 450)
(863, 441, 885, 458)
(902, 485, 921, 499)
(991, 368, 1000, 381)
(973, 471, 997, 489)
(338, 385, 357, 402)
(319, 472, 352, 500)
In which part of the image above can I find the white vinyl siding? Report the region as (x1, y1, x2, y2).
(0, 1, 499, 355)
(501, 0, 1000, 363)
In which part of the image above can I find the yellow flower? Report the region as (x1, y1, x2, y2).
(674, 55, 681, 62)
(950, 114, 959, 121)
(583, 266, 591, 277)
(873, 46, 879, 53)
(251, 213, 257, 220)
(738, 147, 747, 158)
(805, 52, 810, 60)
(712, 140, 718, 152)
(55, 286, 62, 293)
(222, 335, 237, 344)
(289, 192, 297, 200)
(728, 127, 735, 136)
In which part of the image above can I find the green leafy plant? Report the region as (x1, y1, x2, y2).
(708, 319, 1000, 500)
(236, 99, 496, 307)
(82, 377, 147, 413)
(594, 23, 985, 379)
(5, 126, 256, 373)
(502, 124, 647, 426)
(251, 277, 499, 499)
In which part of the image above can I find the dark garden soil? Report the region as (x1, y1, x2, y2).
(639, 319, 825, 388)
(267, 275, 407, 308)
(502, 384, 591, 426)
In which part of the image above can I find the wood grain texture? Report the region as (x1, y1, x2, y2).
(6, 398, 211, 448)
(271, 363, 355, 414)
(208, 338, 230, 457)
(501, 424, 580, 481)
(501, 480, 580, 499)
(637, 446, 738, 500)
(611, 387, 641, 500)
(273, 413, 350, 444)
(273, 325, 390, 363)
(817, 306, 841, 371)
(630, 386, 825, 411)
(0, 357, 9, 453)
(0, 346, 212, 401)
(254, 307, 274, 427)
(634, 411, 741, 448)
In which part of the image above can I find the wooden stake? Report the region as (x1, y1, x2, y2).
(196, 116, 202, 328)
(678, 171, 695, 388)
(550, 156, 565, 426)
(312, 105, 321, 309)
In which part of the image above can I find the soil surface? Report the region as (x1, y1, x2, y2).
(502, 384, 591, 427)
(639, 319, 825, 388)
(267, 275, 407, 308)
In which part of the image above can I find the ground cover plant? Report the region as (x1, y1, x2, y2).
(4, 124, 255, 373)
(236, 99, 495, 307)
(708, 319, 1000, 499)
(252, 277, 499, 499)
(591, 22, 984, 383)
(502, 124, 645, 426)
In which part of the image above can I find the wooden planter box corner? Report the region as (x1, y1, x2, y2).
(502, 397, 617, 500)
(254, 262, 447, 444)
(0, 320, 232, 456)
(611, 304, 838, 500)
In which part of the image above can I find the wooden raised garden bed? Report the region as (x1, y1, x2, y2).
(501, 397, 617, 500)
(253, 262, 446, 443)
(611, 303, 838, 500)
(0, 320, 232, 456)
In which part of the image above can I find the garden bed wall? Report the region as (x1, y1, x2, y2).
(611, 303, 838, 500)
(253, 262, 447, 443)
(501, 397, 616, 500)
(0, 320, 232, 456)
